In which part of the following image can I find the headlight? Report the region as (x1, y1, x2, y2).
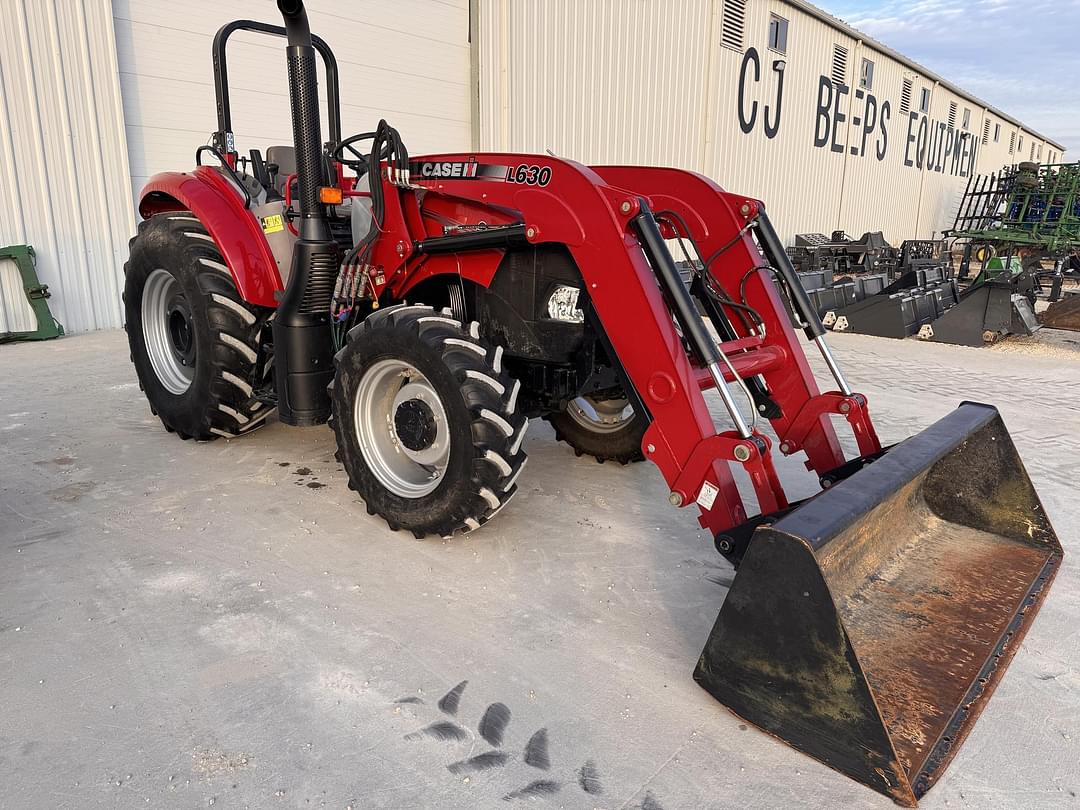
(546, 285, 584, 323)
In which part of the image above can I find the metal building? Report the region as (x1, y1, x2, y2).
(0, 0, 1065, 334)
(476, 0, 1065, 243)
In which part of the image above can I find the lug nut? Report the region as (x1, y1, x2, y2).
(740, 203, 750, 215)
(668, 492, 683, 507)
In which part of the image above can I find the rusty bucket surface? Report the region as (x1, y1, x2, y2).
(1038, 295, 1080, 331)
(694, 403, 1062, 806)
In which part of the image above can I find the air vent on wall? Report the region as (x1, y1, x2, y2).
(900, 78, 913, 115)
(831, 44, 848, 86)
(982, 119, 991, 145)
(1009, 131, 1016, 153)
(721, 0, 746, 51)
(948, 102, 957, 128)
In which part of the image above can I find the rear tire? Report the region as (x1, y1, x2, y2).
(546, 394, 646, 464)
(124, 213, 272, 440)
(330, 305, 528, 537)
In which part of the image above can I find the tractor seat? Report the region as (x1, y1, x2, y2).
(265, 145, 296, 197)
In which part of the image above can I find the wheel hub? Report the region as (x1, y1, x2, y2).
(353, 360, 451, 498)
(394, 398, 438, 452)
(567, 395, 635, 434)
(166, 296, 196, 367)
(142, 268, 195, 395)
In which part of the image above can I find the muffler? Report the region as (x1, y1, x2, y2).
(273, 0, 339, 426)
(695, 402, 1061, 806)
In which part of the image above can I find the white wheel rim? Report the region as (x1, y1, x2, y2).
(354, 359, 451, 498)
(142, 268, 195, 395)
(566, 395, 635, 434)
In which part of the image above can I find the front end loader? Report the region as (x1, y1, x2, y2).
(121, 2, 1062, 805)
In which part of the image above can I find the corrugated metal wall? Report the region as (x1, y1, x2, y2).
(0, 0, 135, 334)
(476, 0, 1060, 244)
(113, 0, 472, 213)
(0, 0, 1061, 335)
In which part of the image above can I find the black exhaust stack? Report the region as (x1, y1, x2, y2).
(272, 0, 339, 426)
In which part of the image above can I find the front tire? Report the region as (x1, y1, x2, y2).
(124, 213, 272, 440)
(330, 305, 528, 538)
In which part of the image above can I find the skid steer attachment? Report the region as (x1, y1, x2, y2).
(1038, 294, 1080, 331)
(696, 402, 1062, 806)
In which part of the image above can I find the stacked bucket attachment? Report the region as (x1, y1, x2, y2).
(695, 403, 1062, 806)
(1039, 294, 1080, 331)
(796, 267, 888, 318)
(826, 267, 961, 340)
(922, 258, 1040, 345)
(923, 280, 1040, 345)
(808, 253, 1046, 346)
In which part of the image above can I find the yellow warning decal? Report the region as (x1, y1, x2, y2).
(261, 214, 285, 234)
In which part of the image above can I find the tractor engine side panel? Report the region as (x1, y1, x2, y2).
(474, 246, 586, 364)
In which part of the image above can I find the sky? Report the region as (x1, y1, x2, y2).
(824, 0, 1080, 155)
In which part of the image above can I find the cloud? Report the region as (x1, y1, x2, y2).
(824, 0, 1080, 153)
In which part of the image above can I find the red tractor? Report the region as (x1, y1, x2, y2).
(123, 2, 1061, 805)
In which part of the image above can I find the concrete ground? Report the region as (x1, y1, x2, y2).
(1, 328, 1078, 810)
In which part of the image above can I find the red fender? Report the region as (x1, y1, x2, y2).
(139, 167, 282, 308)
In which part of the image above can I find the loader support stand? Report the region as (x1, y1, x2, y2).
(0, 245, 64, 343)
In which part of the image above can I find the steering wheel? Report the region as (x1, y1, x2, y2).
(331, 132, 392, 175)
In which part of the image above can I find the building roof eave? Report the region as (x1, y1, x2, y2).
(781, 0, 1067, 153)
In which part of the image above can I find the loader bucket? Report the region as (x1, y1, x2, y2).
(928, 282, 1040, 346)
(694, 403, 1061, 806)
(1038, 295, 1080, 331)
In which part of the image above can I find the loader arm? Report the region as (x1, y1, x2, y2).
(591, 166, 871, 474)
(374, 153, 879, 537)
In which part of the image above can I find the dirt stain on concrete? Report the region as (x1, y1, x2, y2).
(47, 481, 96, 502)
(34, 457, 76, 467)
(192, 749, 252, 776)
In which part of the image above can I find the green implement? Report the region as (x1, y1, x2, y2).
(0, 245, 64, 343)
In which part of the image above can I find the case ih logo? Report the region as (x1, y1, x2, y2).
(415, 161, 479, 178)
(410, 160, 554, 187)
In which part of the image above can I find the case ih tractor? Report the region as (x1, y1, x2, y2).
(123, 2, 1061, 805)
